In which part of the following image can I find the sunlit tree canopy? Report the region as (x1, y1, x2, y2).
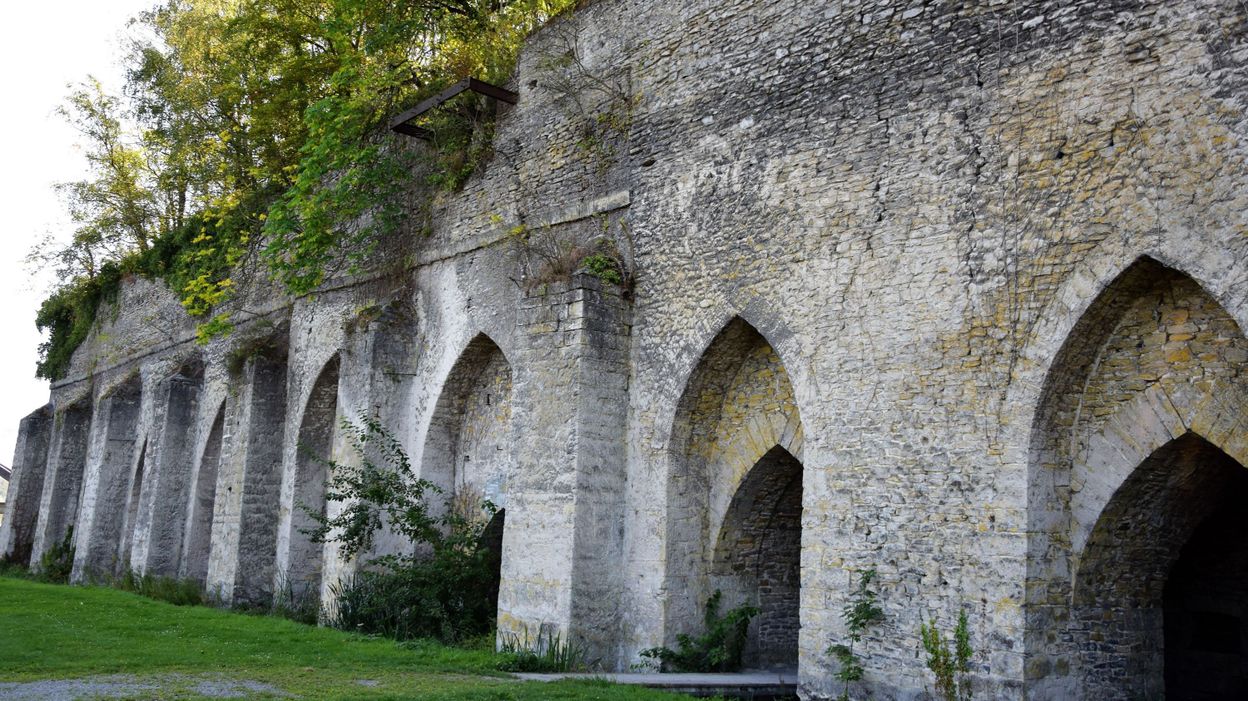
(34, 0, 573, 379)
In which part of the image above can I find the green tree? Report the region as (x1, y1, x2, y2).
(33, 0, 573, 379)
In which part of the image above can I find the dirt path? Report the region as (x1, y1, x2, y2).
(0, 674, 290, 700)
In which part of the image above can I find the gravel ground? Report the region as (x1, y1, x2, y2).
(0, 674, 289, 699)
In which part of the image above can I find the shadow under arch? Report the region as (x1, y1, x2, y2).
(77, 372, 143, 579)
(182, 399, 226, 584)
(1071, 432, 1248, 699)
(664, 316, 804, 671)
(284, 353, 342, 601)
(118, 438, 148, 569)
(421, 332, 514, 508)
(1023, 255, 1248, 697)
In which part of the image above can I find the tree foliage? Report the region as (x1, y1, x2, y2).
(34, 0, 572, 379)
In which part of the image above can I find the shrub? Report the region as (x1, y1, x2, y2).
(639, 590, 759, 672)
(0, 556, 33, 580)
(39, 526, 76, 584)
(309, 415, 504, 643)
(582, 254, 623, 285)
(270, 569, 322, 625)
(115, 569, 204, 607)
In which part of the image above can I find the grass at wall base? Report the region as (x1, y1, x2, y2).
(0, 576, 689, 700)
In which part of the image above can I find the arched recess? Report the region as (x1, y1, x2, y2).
(421, 333, 514, 624)
(1071, 432, 1248, 699)
(135, 358, 205, 577)
(31, 400, 91, 566)
(286, 355, 340, 600)
(181, 401, 225, 584)
(118, 440, 148, 568)
(665, 317, 804, 671)
(422, 333, 514, 509)
(77, 374, 143, 578)
(1025, 257, 1248, 697)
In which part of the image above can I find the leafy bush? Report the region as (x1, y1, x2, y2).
(38, 526, 76, 584)
(581, 253, 624, 285)
(495, 626, 588, 672)
(310, 415, 503, 643)
(639, 590, 759, 672)
(920, 609, 973, 701)
(0, 556, 33, 580)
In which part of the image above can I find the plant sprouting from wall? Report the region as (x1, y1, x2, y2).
(827, 568, 885, 701)
(920, 608, 974, 701)
(39, 527, 77, 585)
(509, 216, 632, 291)
(536, 19, 636, 170)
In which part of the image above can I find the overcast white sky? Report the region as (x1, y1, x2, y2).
(0, 0, 154, 466)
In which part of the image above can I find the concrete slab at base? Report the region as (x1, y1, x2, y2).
(513, 672, 798, 699)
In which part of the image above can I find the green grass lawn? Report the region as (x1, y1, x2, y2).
(0, 576, 682, 700)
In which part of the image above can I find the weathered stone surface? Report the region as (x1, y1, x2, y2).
(4, 1, 1248, 697)
(0, 406, 52, 565)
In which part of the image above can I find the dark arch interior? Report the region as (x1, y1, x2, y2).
(183, 403, 224, 584)
(423, 333, 512, 499)
(713, 446, 802, 671)
(1163, 458, 1248, 700)
(288, 356, 340, 599)
(120, 440, 148, 568)
(479, 508, 505, 631)
(1075, 433, 1248, 698)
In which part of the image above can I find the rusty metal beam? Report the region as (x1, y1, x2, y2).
(389, 77, 519, 138)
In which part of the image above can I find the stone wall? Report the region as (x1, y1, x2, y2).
(4, 1, 1248, 698)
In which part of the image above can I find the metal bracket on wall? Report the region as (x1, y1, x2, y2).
(389, 77, 519, 139)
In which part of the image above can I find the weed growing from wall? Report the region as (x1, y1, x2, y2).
(496, 626, 589, 672)
(827, 568, 886, 701)
(920, 609, 974, 701)
(536, 20, 636, 172)
(38, 527, 76, 585)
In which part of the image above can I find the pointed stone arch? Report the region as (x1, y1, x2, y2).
(421, 333, 515, 509)
(281, 354, 341, 601)
(75, 374, 143, 579)
(182, 400, 225, 584)
(133, 358, 204, 576)
(0, 405, 52, 567)
(30, 400, 92, 568)
(1024, 256, 1248, 697)
(118, 439, 148, 569)
(419, 332, 514, 632)
(665, 316, 804, 670)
